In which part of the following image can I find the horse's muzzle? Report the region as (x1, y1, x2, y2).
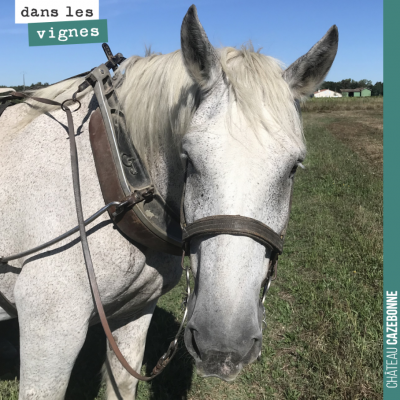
(184, 325, 262, 381)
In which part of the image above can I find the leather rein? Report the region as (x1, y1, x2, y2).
(0, 44, 293, 381)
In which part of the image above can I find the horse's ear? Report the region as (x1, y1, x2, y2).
(181, 5, 221, 90)
(283, 25, 339, 99)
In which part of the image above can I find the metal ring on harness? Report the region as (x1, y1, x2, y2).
(61, 99, 81, 113)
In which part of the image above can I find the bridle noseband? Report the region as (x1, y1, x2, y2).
(182, 214, 283, 257)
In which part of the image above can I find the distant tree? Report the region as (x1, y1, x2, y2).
(320, 81, 336, 91)
(371, 81, 383, 96)
(358, 79, 372, 89)
(0, 82, 51, 92)
(28, 82, 49, 90)
(339, 78, 353, 89)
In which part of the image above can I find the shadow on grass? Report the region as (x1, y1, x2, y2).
(142, 306, 194, 400)
(65, 324, 107, 400)
(0, 306, 193, 400)
(0, 319, 106, 399)
(0, 319, 20, 381)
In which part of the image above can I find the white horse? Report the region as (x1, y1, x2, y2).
(0, 5, 338, 399)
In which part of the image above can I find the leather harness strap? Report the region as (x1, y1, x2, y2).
(0, 291, 18, 318)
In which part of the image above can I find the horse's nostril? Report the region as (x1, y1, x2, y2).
(242, 337, 261, 362)
(190, 329, 202, 361)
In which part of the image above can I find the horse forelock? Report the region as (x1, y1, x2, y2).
(219, 46, 304, 150)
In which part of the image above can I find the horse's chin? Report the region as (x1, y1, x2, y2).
(192, 347, 261, 381)
(195, 361, 243, 382)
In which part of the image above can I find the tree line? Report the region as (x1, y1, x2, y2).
(0, 82, 49, 92)
(2, 79, 384, 97)
(320, 79, 383, 96)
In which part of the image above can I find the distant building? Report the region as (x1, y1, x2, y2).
(340, 88, 371, 97)
(314, 89, 342, 98)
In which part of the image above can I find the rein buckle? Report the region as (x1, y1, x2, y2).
(111, 186, 155, 218)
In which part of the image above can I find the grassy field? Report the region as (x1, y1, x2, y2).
(301, 96, 383, 113)
(0, 97, 383, 399)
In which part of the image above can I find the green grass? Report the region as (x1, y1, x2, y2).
(301, 96, 383, 112)
(0, 379, 18, 400)
(0, 111, 383, 399)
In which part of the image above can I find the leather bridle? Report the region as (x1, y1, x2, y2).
(182, 215, 284, 255)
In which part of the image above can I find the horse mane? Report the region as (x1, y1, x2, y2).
(14, 45, 304, 167)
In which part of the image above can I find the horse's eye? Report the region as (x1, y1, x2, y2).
(290, 161, 305, 179)
(289, 165, 298, 178)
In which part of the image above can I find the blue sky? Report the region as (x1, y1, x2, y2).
(1, 0, 383, 86)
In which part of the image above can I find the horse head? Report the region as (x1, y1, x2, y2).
(180, 5, 338, 381)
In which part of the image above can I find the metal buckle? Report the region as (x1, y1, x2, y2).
(111, 186, 154, 218)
